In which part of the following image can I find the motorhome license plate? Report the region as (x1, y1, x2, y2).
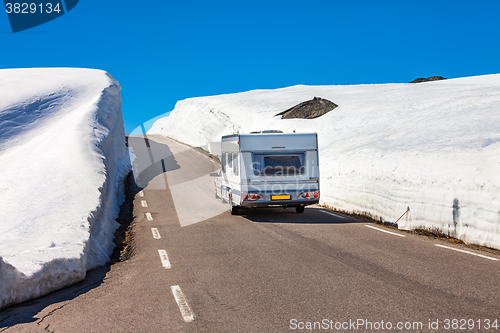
(271, 195, 291, 200)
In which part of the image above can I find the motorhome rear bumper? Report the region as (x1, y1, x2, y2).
(240, 199, 319, 208)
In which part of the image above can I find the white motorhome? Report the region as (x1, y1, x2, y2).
(213, 131, 320, 215)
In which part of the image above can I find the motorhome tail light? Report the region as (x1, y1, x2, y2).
(301, 191, 319, 199)
(243, 193, 261, 201)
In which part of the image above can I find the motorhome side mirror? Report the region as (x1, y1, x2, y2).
(209, 172, 219, 177)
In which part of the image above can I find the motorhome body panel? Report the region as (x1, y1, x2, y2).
(238, 133, 317, 152)
(221, 135, 239, 152)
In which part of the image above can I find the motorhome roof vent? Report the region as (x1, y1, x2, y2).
(250, 130, 283, 134)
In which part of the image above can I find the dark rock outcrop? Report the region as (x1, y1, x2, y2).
(275, 97, 338, 119)
(410, 76, 447, 83)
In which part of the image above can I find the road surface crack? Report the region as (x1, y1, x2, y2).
(0, 314, 14, 332)
(0, 315, 12, 325)
(43, 324, 54, 333)
(70, 280, 104, 295)
(36, 303, 68, 329)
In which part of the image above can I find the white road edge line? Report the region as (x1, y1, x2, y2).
(145, 212, 153, 221)
(171, 285, 195, 322)
(365, 225, 406, 238)
(320, 210, 348, 219)
(158, 249, 171, 269)
(434, 244, 499, 261)
(141, 200, 148, 207)
(151, 228, 161, 239)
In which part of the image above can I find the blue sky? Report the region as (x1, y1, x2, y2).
(1, 0, 499, 134)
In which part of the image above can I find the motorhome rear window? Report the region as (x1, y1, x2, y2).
(252, 153, 305, 176)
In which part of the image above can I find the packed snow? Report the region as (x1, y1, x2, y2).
(0, 68, 129, 309)
(149, 74, 500, 250)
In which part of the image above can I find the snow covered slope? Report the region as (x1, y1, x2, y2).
(0, 68, 129, 309)
(149, 74, 500, 250)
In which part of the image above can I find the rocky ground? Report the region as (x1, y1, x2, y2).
(275, 96, 337, 119)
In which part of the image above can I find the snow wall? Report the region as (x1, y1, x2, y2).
(0, 68, 130, 309)
(148, 74, 500, 250)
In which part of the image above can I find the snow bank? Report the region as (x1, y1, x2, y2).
(0, 68, 129, 309)
(149, 74, 500, 250)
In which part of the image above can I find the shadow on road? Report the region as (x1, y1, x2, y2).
(0, 265, 109, 329)
(127, 135, 180, 189)
(238, 206, 365, 224)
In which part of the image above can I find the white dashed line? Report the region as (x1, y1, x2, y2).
(320, 210, 348, 219)
(158, 249, 171, 269)
(139, 191, 144, 197)
(171, 285, 194, 322)
(141, 200, 148, 207)
(145, 212, 153, 221)
(434, 244, 499, 261)
(195, 151, 209, 159)
(151, 228, 161, 239)
(365, 225, 406, 238)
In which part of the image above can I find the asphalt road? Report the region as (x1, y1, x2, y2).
(1, 135, 499, 332)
